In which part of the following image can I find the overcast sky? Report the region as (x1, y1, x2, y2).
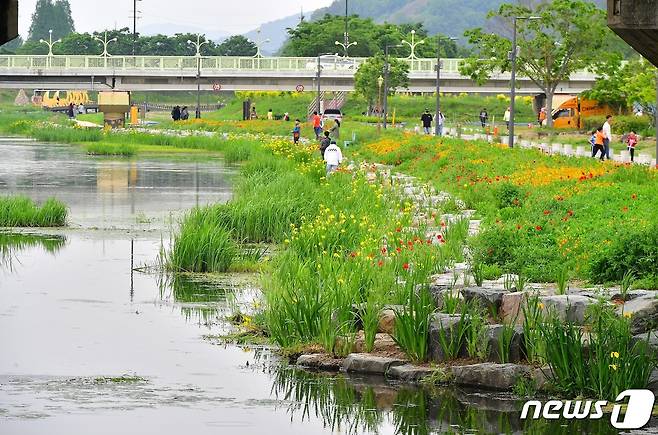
(18, 0, 334, 36)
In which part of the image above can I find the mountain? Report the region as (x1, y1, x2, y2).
(243, 13, 302, 56)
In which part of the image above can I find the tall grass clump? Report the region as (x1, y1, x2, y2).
(0, 196, 67, 227)
(85, 142, 137, 156)
(168, 208, 237, 273)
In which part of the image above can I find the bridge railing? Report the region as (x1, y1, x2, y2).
(0, 55, 464, 74)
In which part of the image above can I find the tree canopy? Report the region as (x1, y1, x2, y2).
(27, 0, 75, 42)
(217, 35, 257, 56)
(459, 0, 609, 127)
(354, 54, 409, 110)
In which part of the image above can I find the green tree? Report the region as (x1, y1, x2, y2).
(459, 0, 609, 127)
(217, 35, 256, 56)
(0, 36, 24, 54)
(354, 54, 409, 112)
(27, 0, 75, 42)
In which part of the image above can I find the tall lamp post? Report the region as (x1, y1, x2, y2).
(435, 36, 458, 136)
(316, 53, 336, 115)
(377, 75, 384, 131)
(509, 16, 541, 148)
(187, 35, 209, 119)
(383, 44, 402, 129)
(252, 28, 270, 58)
(401, 30, 424, 59)
(334, 0, 356, 56)
(94, 31, 118, 68)
(39, 29, 61, 68)
(132, 0, 142, 55)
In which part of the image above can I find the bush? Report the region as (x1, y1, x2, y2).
(589, 223, 658, 283)
(0, 196, 67, 227)
(583, 115, 653, 135)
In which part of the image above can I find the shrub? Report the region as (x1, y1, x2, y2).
(0, 196, 67, 227)
(583, 115, 653, 135)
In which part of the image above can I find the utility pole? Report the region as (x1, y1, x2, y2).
(509, 16, 541, 148)
(187, 35, 208, 119)
(133, 0, 137, 55)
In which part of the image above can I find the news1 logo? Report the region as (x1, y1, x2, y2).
(521, 390, 655, 429)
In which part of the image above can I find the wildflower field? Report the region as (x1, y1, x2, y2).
(355, 135, 658, 286)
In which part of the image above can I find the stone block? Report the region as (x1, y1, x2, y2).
(540, 294, 595, 325)
(341, 353, 406, 375)
(451, 363, 532, 390)
(428, 313, 465, 362)
(484, 324, 524, 363)
(387, 364, 436, 382)
(297, 354, 343, 371)
(377, 309, 396, 334)
(619, 296, 658, 334)
(462, 286, 509, 313)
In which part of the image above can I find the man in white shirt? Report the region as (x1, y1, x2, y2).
(504, 107, 511, 130)
(602, 115, 613, 160)
(324, 141, 343, 176)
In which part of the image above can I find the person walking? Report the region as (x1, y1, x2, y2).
(538, 108, 547, 127)
(504, 107, 511, 131)
(312, 111, 322, 139)
(319, 131, 331, 159)
(171, 105, 181, 121)
(292, 119, 301, 144)
(592, 126, 606, 161)
(479, 108, 488, 128)
(588, 130, 597, 155)
(602, 115, 613, 160)
(421, 109, 433, 135)
(626, 130, 638, 162)
(329, 119, 341, 141)
(250, 106, 258, 120)
(324, 140, 343, 177)
(67, 103, 75, 119)
(436, 110, 445, 137)
(267, 108, 273, 120)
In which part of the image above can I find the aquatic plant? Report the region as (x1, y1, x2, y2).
(0, 196, 67, 227)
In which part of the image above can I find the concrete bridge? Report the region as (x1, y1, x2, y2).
(0, 55, 597, 95)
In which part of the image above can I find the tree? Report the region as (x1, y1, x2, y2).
(0, 36, 23, 54)
(217, 35, 256, 56)
(459, 0, 609, 127)
(27, 0, 75, 42)
(354, 54, 409, 112)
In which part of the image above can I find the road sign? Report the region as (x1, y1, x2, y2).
(296, 84, 305, 93)
(212, 83, 222, 92)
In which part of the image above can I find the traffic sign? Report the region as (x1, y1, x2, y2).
(212, 83, 222, 92)
(296, 84, 305, 93)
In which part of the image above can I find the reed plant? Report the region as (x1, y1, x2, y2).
(0, 196, 67, 227)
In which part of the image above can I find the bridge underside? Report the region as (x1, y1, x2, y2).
(0, 71, 591, 95)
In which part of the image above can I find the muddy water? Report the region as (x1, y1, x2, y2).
(0, 141, 652, 434)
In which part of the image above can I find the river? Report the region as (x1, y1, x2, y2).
(0, 140, 648, 434)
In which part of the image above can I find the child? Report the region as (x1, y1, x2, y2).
(292, 120, 301, 144)
(588, 130, 597, 155)
(626, 130, 638, 162)
(592, 127, 605, 161)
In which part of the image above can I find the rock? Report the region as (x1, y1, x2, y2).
(484, 324, 524, 363)
(531, 366, 552, 391)
(341, 353, 406, 375)
(428, 313, 465, 362)
(462, 286, 509, 313)
(617, 295, 658, 334)
(632, 331, 658, 357)
(377, 309, 396, 334)
(540, 295, 595, 325)
(387, 364, 436, 382)
(429, 286, 462, 311)
(297, 354, 343, 371)
(451, 363, 532, 390)
(500, 290, 534, 324)
(353, 332, 400, 354)
(648, 369, 658, 395)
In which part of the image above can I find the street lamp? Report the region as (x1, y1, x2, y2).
(316, 53, 337, 115)
(132, 0, 142, 55)
(435, 36, 458, 136)
(335, 0, 356, 57)
(94, 31, 118, 58)
(39, 29, 61, 67)
(509, 15, 541, 148)
(187, 35, 209, 119)
(383, 44, 402, 129)
(401, 30, 425, 60)
(377, 75, 384, 130)
(252, 28, 270, 58)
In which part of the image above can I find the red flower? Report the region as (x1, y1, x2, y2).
(378, 260, 384, 267)
(381, 247, 387, 254)
(350, 252, 357, 258)
(426, 239, 432, 245)
(516, 224, 522, 230)
(567, 210, 574, 216)
(543, 210, 551, 215)
(396, 247, 402, 253)
(440, 221, 446, 228)
(402, 263, 410, 270)
(396, 227, 402, 233)
(622, 207, 629, 213)
(535, 225, 543, 231)
(632, 194, 638, 200)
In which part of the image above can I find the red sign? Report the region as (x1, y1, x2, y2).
(296, 84, 305, 93)
(212, 83, 222, 92)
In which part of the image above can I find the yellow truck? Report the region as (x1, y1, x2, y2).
(32, 90, 92, 109)
(551, 97, 613, 129)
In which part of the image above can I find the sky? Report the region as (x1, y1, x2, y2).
(18, 0, 334, 37)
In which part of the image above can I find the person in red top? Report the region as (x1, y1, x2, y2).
(312, 111, 322, 140)
(626, 130, 638, 162)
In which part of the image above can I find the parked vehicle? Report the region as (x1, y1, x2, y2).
(552, 97, 614, 129)
(32, 90, 92, 109)
(322, 109, 343, 125)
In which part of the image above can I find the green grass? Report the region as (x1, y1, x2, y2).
(0, 196, 67, 227)
(84, 142, 137, 156)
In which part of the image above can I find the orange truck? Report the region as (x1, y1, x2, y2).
(551, 97, 613, 129)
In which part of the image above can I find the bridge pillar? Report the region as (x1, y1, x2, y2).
(0, 0, 19, 45)
(608, 0, 658, 66)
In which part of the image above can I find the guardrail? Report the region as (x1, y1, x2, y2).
(0, 55, 463, 74)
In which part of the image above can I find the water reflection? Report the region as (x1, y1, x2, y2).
(0, 231, 66, 270)
(272, 368, 647, 435)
